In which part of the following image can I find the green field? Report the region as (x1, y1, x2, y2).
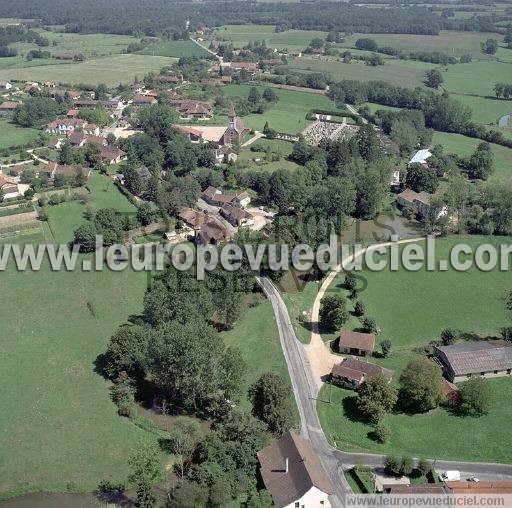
(449, 93, 511, 125)
(139, 40, 209, 58)
(10, 30, 138, 59)
(443, 60, 512, 97)
(223, 298, 298, 420)
(332, 236, 511, 351)
(46, 172, 137, 244)
(223, 84, 341, 133)
(0, 256, 153, 497)
(0, 119, 40, 149)
(431, 131, 512, 185)
(284, 57, 433, 89)
(238, 138, 301, 172)
(0, 54, 174, 86)
(215, 24, 326, 50)
(337, 30, 505, 60)
(318, 377, 512, 462)
(318, 235, 512, 462)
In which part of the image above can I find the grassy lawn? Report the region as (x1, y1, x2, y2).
(215, 25, 326, 50)
(317, 235, 512, 462)
(9, 30, 137, 59)
(449, 93, 512, 125)
(46, 172, 136, 244)
(0, 256, 155, 497)
(327, 235, 511, 351)
(223, 84, 340, 133)
(318, 377, 512, 462)
(444, 60, 512, 97)
(0, 118, 40, 149)
(284, 57, 433, 89)
(431, 131, 512, 185)
(139, 40, 209, 58)
(337, 30, 503, 60)
(238, 139, 301, 172)
(0, 54, 175, 86)
(222, 298, 299, 423)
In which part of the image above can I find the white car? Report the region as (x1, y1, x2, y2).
(468, 476, 480, 482)
(440, 471, 461, 482)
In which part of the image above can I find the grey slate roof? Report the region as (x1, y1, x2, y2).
(257, 431, 333, 508)
(435, 341, 512, 376)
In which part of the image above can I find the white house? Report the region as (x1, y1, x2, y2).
(408, 149, 432, 166)
(390, 168, 400, 186)
(45, 118, 100, 136)
(257, 431, 333, 508)
(0, 81, 13, 90)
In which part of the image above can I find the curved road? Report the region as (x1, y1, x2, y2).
(257, 238, 512, 507)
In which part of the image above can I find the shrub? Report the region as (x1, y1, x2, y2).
(354, 299, 366, 317)
(362, 316, 377, 334)
(458, 377, 493, 416)
(374, 424, 391, 443)
(380, 339, 391, 357)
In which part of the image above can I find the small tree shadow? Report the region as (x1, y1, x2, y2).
(342, 394, 366, 423)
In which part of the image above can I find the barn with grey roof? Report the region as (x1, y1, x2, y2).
(434, 341, 512, 382)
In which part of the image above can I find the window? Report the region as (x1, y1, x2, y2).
(507, 369, 511, 375)
(494, 370, 498, 374)
(295, 503, 299, 508)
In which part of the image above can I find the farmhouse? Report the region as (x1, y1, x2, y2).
(202, 186, 251, 208)
(220, 61, 258, 74)
(196, 219, 230, 245)
(45, 118, 100, 136)
(220, 203, 254, 227)
(179, 207, 208, 232)
(100, 146, 126, 165)
(132, 94, 157, 106)
(47, 138, 62, 150)
(173, 125, 204, 143)
(434, 341, 512, 382)
(39, 163, 91, 181)
(396, 188, 447, 221)
(446, 481, 512, 495)
(331, 358, 393, 389)
(0, 101, 20, 113)
(67, 130, 87, 147)
(257, 430, 333, 508)
(214, 145, 237, 164)
(408, 148, 432, 166)
(0, 174, 27, 199)
(338, 330, 375, 357)
(171, 99, 213, 120)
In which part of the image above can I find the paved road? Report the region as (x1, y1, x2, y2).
(257, 267, 512, 506)
(257, 276, 350, 507)
(189, 37, 220, 59)
(241, 131, 263, 147)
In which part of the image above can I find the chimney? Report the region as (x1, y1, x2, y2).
(285, 457, 289, 474)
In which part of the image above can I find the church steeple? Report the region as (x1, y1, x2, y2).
(228, 103, 236, 129)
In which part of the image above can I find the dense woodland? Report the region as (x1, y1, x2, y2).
(0, 0, 505, 37)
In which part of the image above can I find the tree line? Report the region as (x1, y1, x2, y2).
(329, 79, 512, 149)
(0, 0, 497, 38)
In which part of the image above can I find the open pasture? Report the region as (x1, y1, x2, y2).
(215, 24, 327, 50)
(337, 30, 506, 60)
(223, 83, 341, 133)
(0, 54, 174, 86)
(284, 57, 433, 88)
(139, 40, 210, 58)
